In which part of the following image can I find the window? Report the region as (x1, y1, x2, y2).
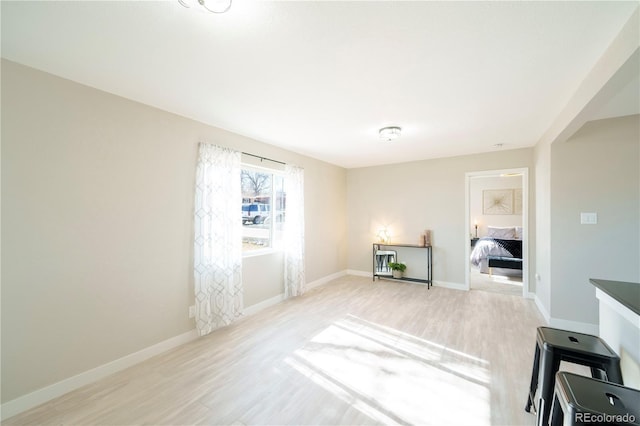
(241, 167, 285, 253)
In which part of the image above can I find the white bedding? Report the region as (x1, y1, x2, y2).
(470, 238, 513, 267)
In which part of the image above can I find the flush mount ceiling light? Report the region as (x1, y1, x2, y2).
(178, 0, 232, 14)
(379, 126, 402, 142)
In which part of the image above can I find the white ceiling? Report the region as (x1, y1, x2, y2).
(2, 1, 638, 168)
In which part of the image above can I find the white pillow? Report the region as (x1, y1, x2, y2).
(514, 226, 523, 240)
(487, 226, 516, 239)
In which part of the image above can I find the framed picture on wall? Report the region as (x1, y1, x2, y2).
(483, 189, 513, 214)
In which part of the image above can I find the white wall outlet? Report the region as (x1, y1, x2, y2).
(188, 305, 195, 319)
(580, 212, 597, 225)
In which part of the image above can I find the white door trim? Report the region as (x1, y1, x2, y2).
(464, 168, 529, 297)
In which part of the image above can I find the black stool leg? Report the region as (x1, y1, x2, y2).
(604, 359, 624, 385)
(526, 343, 541, 413)
(537, 347, 560, 426)
(590, 366, 606, 381)
(549, 392, 563, 426)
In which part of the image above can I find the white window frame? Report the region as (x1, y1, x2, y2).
(241, 163, 285, 258)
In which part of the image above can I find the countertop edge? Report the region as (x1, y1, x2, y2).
(591, 278, 640, 317)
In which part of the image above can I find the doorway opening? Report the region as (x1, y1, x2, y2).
(464, 168, 529, 297)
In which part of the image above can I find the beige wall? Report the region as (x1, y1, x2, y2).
(346, 149, 534, 286)
(530, 9, 639, 326)
(1, 60, 347, 402)
(550, 114, 640, 325)
(533, 139, 552, 318)
(470, 175, 523, 238)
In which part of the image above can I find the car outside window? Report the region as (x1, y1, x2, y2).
(241, 168, 285, 253)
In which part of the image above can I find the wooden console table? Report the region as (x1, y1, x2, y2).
(372, 243, 432, 288)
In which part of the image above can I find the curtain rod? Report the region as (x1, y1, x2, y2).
(241, 152, 286, 166)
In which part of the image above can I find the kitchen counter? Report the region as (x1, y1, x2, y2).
(590, 278, 640, 389)
(590, 279, 640, 316)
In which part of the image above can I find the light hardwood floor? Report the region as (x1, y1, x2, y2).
(469, 266, 524, 297)
(6, 275, 546, 425)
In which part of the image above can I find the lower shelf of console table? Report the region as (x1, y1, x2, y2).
(372, 243, 432, 289)
(374, 275, 432, 286)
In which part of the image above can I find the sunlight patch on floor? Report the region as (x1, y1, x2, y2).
(490, 275, 523, 286)
(286, 316, 491, 425)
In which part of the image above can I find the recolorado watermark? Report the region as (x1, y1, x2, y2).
(575, 412, 636, 423)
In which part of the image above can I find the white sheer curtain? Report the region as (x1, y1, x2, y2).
(283, 164, 305, 297)
(193, 144, 243, 336)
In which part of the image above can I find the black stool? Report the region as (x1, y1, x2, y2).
(525, 327, 623, 426)
(549, 372, 640, 426)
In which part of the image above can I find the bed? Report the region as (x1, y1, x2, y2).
(470, 226, 522, 276)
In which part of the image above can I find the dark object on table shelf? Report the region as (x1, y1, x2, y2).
(372, 243, 432, 288)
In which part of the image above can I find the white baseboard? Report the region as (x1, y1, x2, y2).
(6, 269, 570, 421)
(242, 294, 285, 316)
(1, 269, 350, 421)
(534, 295, 551, 324)
(1, 329, 199, 421)
(307, 270, 348, 290)
(346, 269, 372, 278)
(345, 271, 465, 291)
(549, 317, 599, 335)
(243, 271, 346, 318)
(532, 295, 598, 334)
